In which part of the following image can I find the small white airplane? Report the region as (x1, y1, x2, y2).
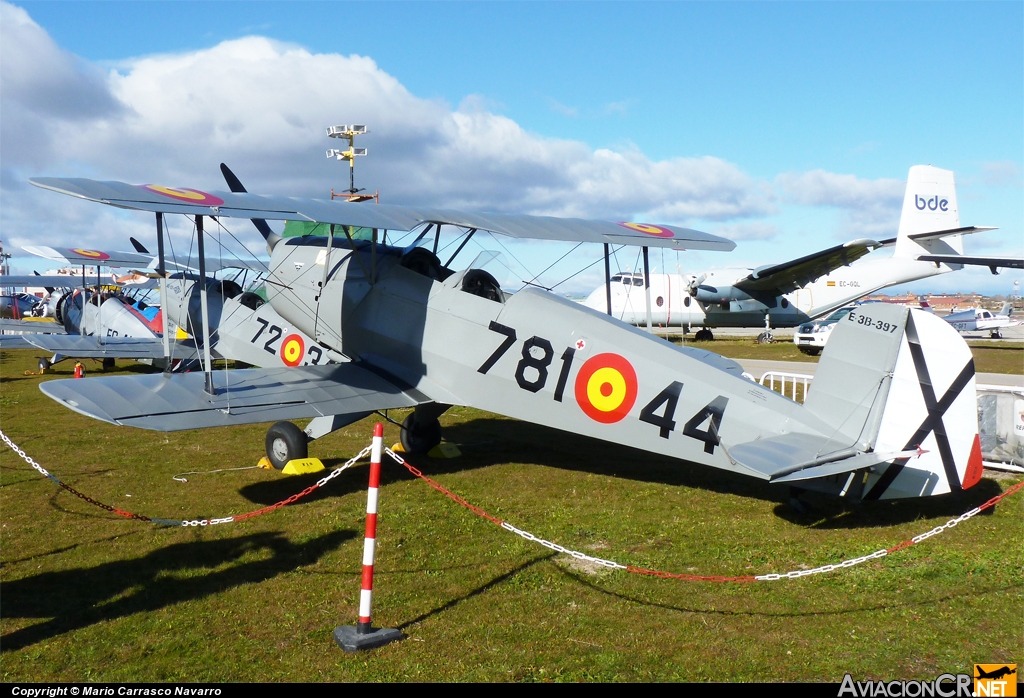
(944, 302, 1018, 338)
(584, 165, 1018, 339)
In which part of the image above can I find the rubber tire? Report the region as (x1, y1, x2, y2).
(37, 358, 51, 373)
(102, 357, 115, 370)
(400, 413, 442, 454)
(265, 421, 309, 470)
(756, 331, 775, 344)
(694, 328, 714, 341)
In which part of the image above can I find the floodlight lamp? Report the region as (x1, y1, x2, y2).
(327, 125, 349, 138)
(350, 125, 367, 134)
(353, 148, 368, 156)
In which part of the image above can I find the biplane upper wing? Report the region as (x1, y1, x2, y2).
(735, 238, 882, 295)
(22, 244, 266, 274)
(29, 177, 736, 252)
(39, 362, 429, 431)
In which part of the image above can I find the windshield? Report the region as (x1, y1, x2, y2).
(825, 306, 855, 324)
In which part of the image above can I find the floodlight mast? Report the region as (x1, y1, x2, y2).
(326, 125, 377, 202)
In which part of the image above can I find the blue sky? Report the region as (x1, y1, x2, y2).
(3, 1, 1022, 296)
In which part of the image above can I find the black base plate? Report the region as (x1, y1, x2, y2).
(333, 625, 403, 652)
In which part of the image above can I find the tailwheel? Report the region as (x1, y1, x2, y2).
(37, 358, 51, 373)
(265, 421, 309, 470)
(400, 412, 442, 454)
(102, 357, 115, 370)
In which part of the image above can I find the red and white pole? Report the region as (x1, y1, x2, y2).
(335, 422, 401, 651)
(357, 422, 384, 633)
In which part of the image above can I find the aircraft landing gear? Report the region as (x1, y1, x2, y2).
(37, 358, 51, 373)
(788, 487, 812, 515)
(400, 412, 443, 454)
(694, 328, 714, 341)
(265, 421, 309, 470)
(102, 357, 115, 370)
(990, 329, 1003, 339)
(756, 330, 775, 344)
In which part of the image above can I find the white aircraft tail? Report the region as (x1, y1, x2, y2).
(802, 303, 981, 499)
(893, 165, 965, 259)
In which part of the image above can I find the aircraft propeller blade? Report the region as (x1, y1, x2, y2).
(130, 237, 150, 254)
(219, 163, 280, 249)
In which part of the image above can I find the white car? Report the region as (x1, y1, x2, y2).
(793, 305, 856, 355)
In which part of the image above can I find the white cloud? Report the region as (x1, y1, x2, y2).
(0, 2, 781, 260)
(981, 160, 1022, 188)
(775, 169, 905, 237)
(709, 221, 779, 241)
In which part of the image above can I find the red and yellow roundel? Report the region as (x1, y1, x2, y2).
(618, 222, 674, 238)
(280, 334, 305, 367)
(141, 185, 225, 206)
(71, 248, 110, 260)
(574, 353, 638, 423)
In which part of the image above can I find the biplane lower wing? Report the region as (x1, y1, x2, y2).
(39, 363, 430, 431)
(22, 335, 199, 360)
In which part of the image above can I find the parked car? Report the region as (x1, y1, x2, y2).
(793, 305, 856, 355)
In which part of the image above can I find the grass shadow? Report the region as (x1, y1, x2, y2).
(1, 529, 355, 651)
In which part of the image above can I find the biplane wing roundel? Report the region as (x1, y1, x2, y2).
(29, 177, 736, 252)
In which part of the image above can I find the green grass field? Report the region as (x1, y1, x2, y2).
(1, 347, 1021, 682)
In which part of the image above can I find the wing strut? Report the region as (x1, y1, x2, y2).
(196, 215, 214, 395)
(643, 246, 653, 332)
(603, 243, 612, 316)
(156, 212, 170, 366)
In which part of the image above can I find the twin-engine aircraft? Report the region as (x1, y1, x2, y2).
(586, 166, 1014, 339)
(29, 172, 983, 500)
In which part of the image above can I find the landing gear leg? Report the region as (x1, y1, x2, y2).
(788, 487, 812, 515)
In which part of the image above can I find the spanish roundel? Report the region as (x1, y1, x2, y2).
(574, 353, 638, 423)
(72, 248, 110, 260)
(141, 185, 225, 207)
(280, 334, 305, 367)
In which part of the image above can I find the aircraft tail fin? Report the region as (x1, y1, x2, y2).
(727, 303, 979, 497)
(802, 302, 980, 498)
(893, 165, 964, 259)
(999, 301, 1012, 317)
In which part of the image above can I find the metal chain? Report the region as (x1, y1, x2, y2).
(5, 427, 1020, 581)
(0, 428, 370, 527)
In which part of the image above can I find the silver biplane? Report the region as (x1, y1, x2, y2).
(28, 173, 983, 501)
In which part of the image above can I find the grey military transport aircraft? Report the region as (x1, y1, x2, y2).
(28, 173, 983, 501)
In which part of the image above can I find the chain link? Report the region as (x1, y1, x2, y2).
(5, 427, 1021, 582)
(1, 428, 371, 527)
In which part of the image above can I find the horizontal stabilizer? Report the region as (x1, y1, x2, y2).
(908, 226, 996, 242)
(725, 431, 922, 482)
(39, 363, 429, 431)
(917, 254, 1022, 270)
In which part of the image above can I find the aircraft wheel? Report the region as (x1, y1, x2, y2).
(756, 331, 775, 344)
(265, 421, 308, 470)
(401, 413, 442, 454)
(102, 357, 115, 370)
(37, 358, 51, 373)
(694, 328, 714, 341)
